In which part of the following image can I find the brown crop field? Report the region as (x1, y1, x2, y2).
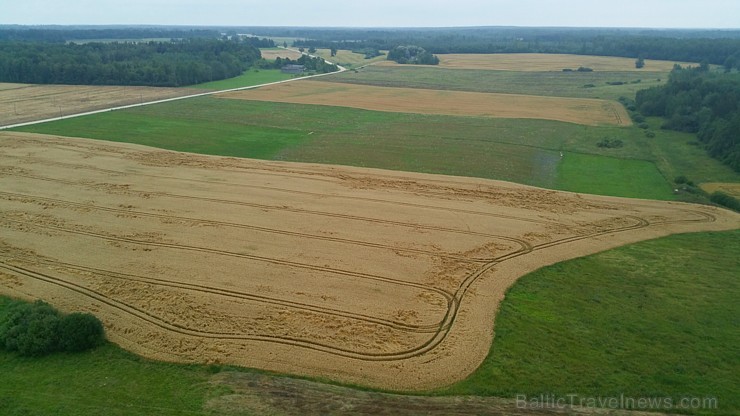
(377, 53, 695, 72)
(260, 47, 304, 60)
(1, 132, 737, 390)
(217, 80, 631, 126)
(0, 83, 199, 127)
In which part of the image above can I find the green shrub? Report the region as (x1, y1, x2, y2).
(596, 138, 624, 148)
(674, 175, 695, 186)
(59, 313, 106, 352)
(644, 130, 656, 138)
(710, 191, 740, 211)
(0, 299, 105, 356)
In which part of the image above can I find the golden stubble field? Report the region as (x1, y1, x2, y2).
(377, 53, 695, 72)
(218, 80, 631, 126)
(1, 132, 737, 390)
(0, 83, 199, 127)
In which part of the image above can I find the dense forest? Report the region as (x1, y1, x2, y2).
(636, 67, 740, 171)
(0, 37, 267, 87)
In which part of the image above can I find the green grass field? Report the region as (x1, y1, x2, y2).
(3, 230, 737, 415)
(556, 152, 674, 199)
(190, 69, 294, 90)
(440, 229, 740, 415)
(15, 96, 718, 198)
(323, 65, 667, 100)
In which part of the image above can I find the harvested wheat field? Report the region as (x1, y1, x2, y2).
(260, 48, 305, 60)
(378, 53, 695, 72)
(218, 80, 631, 126)
(0, 83, 199, 127)
(700, 182, 740, 198)
(0, 132, 737, 390)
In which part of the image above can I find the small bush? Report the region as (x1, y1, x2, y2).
(638, 122, 649, 129)
(596, 138, 624, 149)
(0, 299, 105, 356)
(577, 66, 593, 72)
(631, 113, 645, 123)
(582, 83, 595, 88)
(674, 175, 695, 186)
(59, 313, 105, 352)
(710, 191, 740, 211)
(562, 68, 574, 72)
(645, 130, 656, 138)
(607, 81, 625, 85)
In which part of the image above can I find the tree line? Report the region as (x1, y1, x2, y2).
(284, 27, 740, 68)
(636, 66, 740, 171)
(0, 37, 265, 87)
(0, 26, 220, 42)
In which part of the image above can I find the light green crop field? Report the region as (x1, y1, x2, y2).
(322, 65, 667, 100)
(556, 152, 674, 199)
(190, 69, 294, 90)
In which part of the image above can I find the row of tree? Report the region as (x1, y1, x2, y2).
(636, 66, 740, 171)
(0, 37, 265, 87)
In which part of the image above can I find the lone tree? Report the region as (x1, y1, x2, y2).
(636, 56, 645, 69)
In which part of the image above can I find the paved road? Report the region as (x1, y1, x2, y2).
(0, 52, 345, 131)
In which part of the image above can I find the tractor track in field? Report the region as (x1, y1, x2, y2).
(1, 205, 711, 361)
(0, 167, 538, 243)
(0, 153, 557, 226)
(0, 190, 502, 263)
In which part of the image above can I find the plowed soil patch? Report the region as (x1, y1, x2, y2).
(0, 132, 736, 390)
(217, 80, 631, 126)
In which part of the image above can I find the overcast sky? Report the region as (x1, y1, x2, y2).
(2, 0, 739, 28)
